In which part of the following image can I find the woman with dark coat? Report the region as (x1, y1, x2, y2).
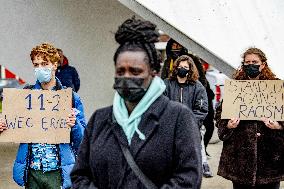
(163, 55, 212, 177)
(215, 47, 284, 189)
(71, 17, 202, 189)
(163, 55, 208, 127)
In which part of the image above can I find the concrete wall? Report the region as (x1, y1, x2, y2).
(0, 0, 136, 118)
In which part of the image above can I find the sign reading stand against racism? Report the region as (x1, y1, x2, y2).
(0, 88, 72, 144)
(221, 80, 284, 121)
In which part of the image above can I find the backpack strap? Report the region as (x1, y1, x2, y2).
(118, 143, 158, 189)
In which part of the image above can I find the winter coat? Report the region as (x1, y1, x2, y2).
(71, 95, 202, 189)
(163, 79, 208, 127)
(56, 56, 80, 92)
(13, 78, 86, 189)
(215, 102, 284, 186)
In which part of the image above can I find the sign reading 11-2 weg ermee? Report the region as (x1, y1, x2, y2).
(0, 88, 72, 144)
(221, 80, 284, 121)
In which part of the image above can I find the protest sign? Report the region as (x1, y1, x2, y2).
(221, 80, 284, 120)
(0, 88, 72, 143)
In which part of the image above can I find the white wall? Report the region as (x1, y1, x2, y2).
(0, 0, 136, 118)
(121, 0, 284, 79)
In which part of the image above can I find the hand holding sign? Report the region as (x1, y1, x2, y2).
(227, 118, 240, 129)
(66, 108, 76, 128)
(260, 117, 283, 130)
(0, 119, 7, 132)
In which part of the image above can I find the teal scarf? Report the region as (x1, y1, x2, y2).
(113, 76, 166, 144)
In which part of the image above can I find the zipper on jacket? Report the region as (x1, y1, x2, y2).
(180, 88, 183, 103)
(24, 144, 32, 184)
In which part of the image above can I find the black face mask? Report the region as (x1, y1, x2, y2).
(171, 49, 187, 60)
(113, 77, 147, 103)
(171, 50, 181, 59)
(243, 64, 261, 78)
(177, 67, 189, 78)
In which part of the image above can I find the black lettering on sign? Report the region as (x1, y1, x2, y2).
(52, 94, 60, 111)
(243, 82, 253, 94)
(5, 115, 16, 129)
(59, 119, 66, 128)
(274, 105, 284, 120)
(41, 117, 48, 131)
(233, 93, 243, 104)
(238, 81, 247, 93)
(264, 105, 273, 118)
(229, 80, 238, 92)
(4, 115, 34, 129)
(247, 106, 255, 117)
(50, 118, 57, 129)
(25, 93, 61, 111)
(255, 106, 264, 118)
(17, 116, 24, 128)
(239, 105, 248, 118)
(26, 118, 33, 127)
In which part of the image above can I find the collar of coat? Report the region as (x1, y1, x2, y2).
(106, 95, 170, 157)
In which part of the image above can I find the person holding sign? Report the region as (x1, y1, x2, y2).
(215, 47, 284, 189)
(0, 43, 86, 189)
(71, 17, 202, 189)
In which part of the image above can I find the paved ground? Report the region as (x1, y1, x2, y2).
(0, 131, 283, 188)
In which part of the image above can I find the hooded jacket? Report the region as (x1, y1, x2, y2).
(161, 39, 188, 79)
(13, 78, 86, 189)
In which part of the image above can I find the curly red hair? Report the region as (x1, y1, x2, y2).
(30, 43, 60, 65)
(233, 47, 277, 80)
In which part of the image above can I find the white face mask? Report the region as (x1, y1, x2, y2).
(34, 67, 53, 83)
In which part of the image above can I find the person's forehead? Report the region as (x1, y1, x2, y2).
(117, 51, 146, 62)
(245, 54, 260, 60)
(179, 60, 189, 66)
(116, 53, 150, 71)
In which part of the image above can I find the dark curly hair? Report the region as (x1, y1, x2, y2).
(234, 47, 277, 80)
(170, 55, 199, 84)
(113, 17, 160, 72)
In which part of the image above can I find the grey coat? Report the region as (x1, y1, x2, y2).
(71, 95, 202, 189)
(163, 79, 208, 127)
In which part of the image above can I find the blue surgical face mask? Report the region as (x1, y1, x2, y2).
(34, 67, 53, 83)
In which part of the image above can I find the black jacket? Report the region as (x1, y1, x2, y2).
(71, 95, 202, 189)
(163, 79, 208, 127)
(56, 64, 80, 92)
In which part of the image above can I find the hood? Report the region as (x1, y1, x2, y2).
(166, 38, 188, 60)
(62, 56, 69, 67)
